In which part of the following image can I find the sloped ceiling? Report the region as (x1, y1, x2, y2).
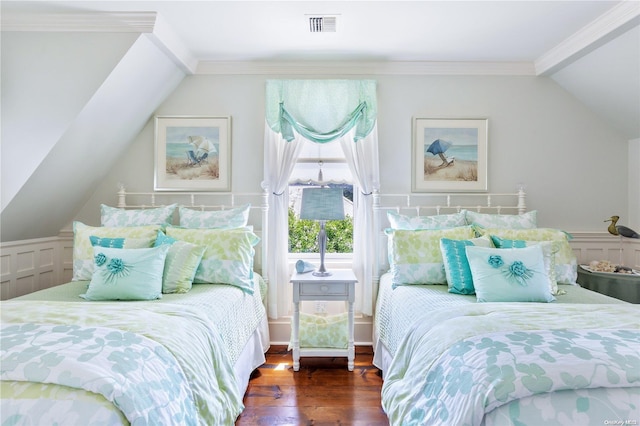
(1, 1, 639, 242)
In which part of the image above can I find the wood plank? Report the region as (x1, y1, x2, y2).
(236, 346, 389, 426)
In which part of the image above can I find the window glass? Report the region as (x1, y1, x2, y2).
(288, 140, 353, 254)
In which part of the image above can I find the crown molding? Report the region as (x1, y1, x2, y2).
(196, 60, 536, 76)
(1, 11, 197, 74)
(1, 11, 157, 33)
(535, 1, 640, 75)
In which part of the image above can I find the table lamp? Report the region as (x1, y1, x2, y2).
(299, 187, 345, 276)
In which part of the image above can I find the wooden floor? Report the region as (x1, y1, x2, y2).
(236, 345, 390, 426)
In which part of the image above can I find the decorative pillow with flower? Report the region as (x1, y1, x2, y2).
(154, 231, 206, 294)
(465, 245, 555, 303)
(81, 245, 170, 301)
(100, 204, 176, 227)
(178, 204, 250, 229)
(440, 235, 494, 295)
(165, 226, 259, 294)
(464, 210, 537, 229)
(387, 210, 467, 230)
(473, 227, 577, 284)
(490, 236, 562, 295)
(73, 222, 161, 281)
(386, 226, 476, 286)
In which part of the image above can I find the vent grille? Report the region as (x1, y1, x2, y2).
(309, 16, 337, 33)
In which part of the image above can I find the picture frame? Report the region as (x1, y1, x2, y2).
(412, 118, 488, 192)
(154, 116, 231, 191)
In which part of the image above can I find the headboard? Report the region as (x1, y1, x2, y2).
(116, 185, 269, 280)
(373, 187, 527, 279)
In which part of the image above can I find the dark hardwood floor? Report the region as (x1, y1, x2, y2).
(236, 345, 389, 426)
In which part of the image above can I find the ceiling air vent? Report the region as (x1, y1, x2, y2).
(308, 16, 337, 33)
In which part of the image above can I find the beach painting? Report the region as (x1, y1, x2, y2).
(154, 116, 231, 191)
(412, 118, 487, 192)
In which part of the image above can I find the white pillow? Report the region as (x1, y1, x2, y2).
(178, 204, 250, 229)
(465, 210, 537, 229)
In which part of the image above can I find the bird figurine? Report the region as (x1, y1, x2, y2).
(605, 215, 640, 239)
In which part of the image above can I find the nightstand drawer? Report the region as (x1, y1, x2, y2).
(299, 282, 348, 297)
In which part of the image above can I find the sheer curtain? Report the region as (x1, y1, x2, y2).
(263, 79, 379, 319)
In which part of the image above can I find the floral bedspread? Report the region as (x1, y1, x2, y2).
(1, 300, 244, 425)
(382, 303, 640, 426)
(2, 322, 197, 425)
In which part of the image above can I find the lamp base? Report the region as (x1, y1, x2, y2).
(312, 270, 332, 277)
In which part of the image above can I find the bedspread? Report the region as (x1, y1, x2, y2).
(1, 300, 244, 425)
(382, 303, 640, 426)
(2, 322, 197, 425)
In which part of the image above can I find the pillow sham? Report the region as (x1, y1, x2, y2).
(155, 232, 206, 294)
(165, 226, 259, 294)
(387, 210, 466, 230)
(490, 236, 561, 295)
(288, 312, 349, 350)
(475, 227, 577, 284)
(440, 235, 493, 295)
(100, 204, 176, 227)
(73, 222, 160, 281)
(178, 204, 250, 229)
(386, 226, 476, 286)
(81, 245, 169, 301)
(465, 210, 537, 229)
(465, 245, 555, 303)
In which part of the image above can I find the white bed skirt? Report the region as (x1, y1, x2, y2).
(234, 314, 270, 393)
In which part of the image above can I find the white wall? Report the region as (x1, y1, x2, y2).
(629, 138, 640, 232)
(76, 73, 630, 234)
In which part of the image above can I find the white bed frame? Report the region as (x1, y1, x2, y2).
(116, 185, 270, 393)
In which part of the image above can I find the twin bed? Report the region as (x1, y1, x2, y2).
(372, 191, 640, 425)
(1, 188, 270, 425)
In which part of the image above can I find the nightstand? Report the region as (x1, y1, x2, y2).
(290, 269, 358, 371)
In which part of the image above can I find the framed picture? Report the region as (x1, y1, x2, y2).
(154, 116, 231, 191)
(412, 118, 488, 192)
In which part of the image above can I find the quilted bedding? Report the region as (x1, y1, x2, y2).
(1, 278, 268, 426)
(381, 303, 640, 425)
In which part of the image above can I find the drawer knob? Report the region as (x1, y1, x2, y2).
(321, 285, 329, 293)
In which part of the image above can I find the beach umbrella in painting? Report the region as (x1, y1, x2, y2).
(426, 138, 452, 165)
(188, 136, 218, 156)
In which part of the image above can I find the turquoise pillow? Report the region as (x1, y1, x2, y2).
(465, 245, 555, 303)
(440, 235, 493, 295)
(155, 232, 206, 294)
(81, 245, 170, 301)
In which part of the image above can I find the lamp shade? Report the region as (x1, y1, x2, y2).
(299, 188, 345, 221)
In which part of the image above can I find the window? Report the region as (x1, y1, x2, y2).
(288, 140, 353, 254)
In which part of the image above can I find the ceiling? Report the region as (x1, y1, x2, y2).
(2, 0, 639, 138)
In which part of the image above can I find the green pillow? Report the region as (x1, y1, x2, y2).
(73, 222, 160, 281)
(466, 245, 555, 303)
(386, 226, 476, 286)
(165, 226, 259, 294)
(178, 204, 250, 228)
(100, 204, 176, 227)
(81, 245, 169, 301)
(155, 232, 206, 294)
(440, 235, 493, 295)
(289, 312, 348, 349)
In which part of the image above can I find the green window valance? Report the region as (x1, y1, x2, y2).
(265, 79, 377, 143)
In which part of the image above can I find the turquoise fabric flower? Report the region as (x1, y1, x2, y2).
(504, 261, 534, 286)
(488, 255, 504, 268)
(94, 253, 107, 267)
